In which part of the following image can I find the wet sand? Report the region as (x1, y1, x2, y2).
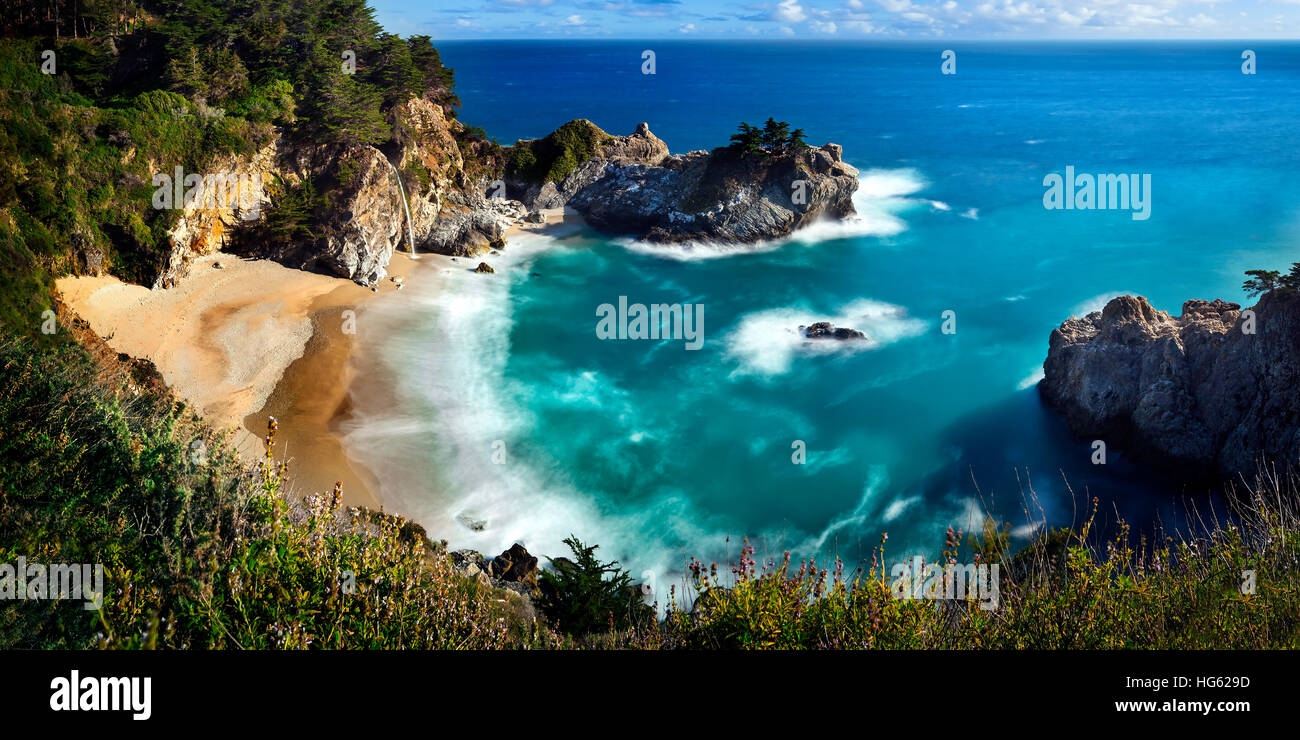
(56, 252, 423, 510)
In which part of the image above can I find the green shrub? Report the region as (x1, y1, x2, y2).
(505, 119, 610, 184)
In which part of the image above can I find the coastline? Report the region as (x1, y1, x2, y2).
(56, 252, 419, 511)
(54, 209, 578, 516)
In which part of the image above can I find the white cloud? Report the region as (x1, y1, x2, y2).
(560, 14, 585, 26)
(811, 20, 839, 33)
(774, 0, 808, 23)
(679, 22, 698, 33)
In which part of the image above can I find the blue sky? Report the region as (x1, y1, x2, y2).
(372, 1, 1300, 39)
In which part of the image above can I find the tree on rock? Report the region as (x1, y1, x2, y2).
(729, 122, 765, 157)
(761, 117, 791, 152)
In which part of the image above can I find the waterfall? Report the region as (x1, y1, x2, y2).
(385, 159, 418, 259)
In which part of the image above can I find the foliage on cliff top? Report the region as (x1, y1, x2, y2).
(0, 37, 268, 334)
(1243, 264, 1300, 298)
(505, 119, 615, 185)
(728, 118, 809, 158)
(0, 0, 478, 335)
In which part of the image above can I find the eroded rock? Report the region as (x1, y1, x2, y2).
(1040, 292, 1300, 476)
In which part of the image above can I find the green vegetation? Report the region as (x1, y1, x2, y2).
(644, 485, 1300, 648)
(1243, 264, 1300, 297)
(0, 331, 542, 649)
(505, 119, 613, 185)
(729, 118, 809, 158)
(538, 535, 652, 638)
(4, 322, 1298, 650)
(0, 0, 472, 337)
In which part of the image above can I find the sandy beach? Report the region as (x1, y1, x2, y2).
(55, 207, 575, 513)
(56, 252, 424, 510)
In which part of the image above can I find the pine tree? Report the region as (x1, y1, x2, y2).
(788, 127, 809, 151)
(729, 122, 764, 157)
(1242, 269, 1281, 298)
(302, 45, 389, 148)
(538, 535, 644, 636)
(164, 44, 206, 99)
(761, 117, 791, 152)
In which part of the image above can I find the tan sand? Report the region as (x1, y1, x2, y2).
(55, 207, 574, 516)
(505, 206, 577, 239)
(55, 252, 421, 510)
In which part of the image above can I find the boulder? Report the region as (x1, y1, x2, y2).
(490, 543, 539, 589)
(1040, 292, 1300, 476)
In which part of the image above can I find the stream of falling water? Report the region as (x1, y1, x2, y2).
(386, 159, 418, 259)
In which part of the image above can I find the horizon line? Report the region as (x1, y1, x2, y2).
(433, 37, 1300, 43)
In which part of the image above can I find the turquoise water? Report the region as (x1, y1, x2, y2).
(343, 42, 1300, 587)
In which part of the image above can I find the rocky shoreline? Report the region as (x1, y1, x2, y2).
(151, 105, 861, 289)
(1040, 291, 1300, 477)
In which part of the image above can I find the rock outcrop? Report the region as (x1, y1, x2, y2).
(153, 143, 278, 288)
(1039, 292, 1300, 476)
(801, 322, 866, 340)
(490, 543, 539, 591)
(153, 112, 859, 289)
(155, 96, 526, 287)
(510, 121, 859, 245)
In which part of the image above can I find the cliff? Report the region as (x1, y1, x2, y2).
(154, 115, 860, 288)
(1039, 292, 1300, 476)
(156, 97, 521, 287)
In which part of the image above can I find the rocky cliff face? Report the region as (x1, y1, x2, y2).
(1040, 292, 1300, 476)
(153, 113, 860, 289)
(154, 96, 522, 287)
(511, 122, 860, 245)
(153, 143, 278, 288)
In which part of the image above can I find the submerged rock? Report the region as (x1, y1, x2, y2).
(456, 513, 486, 532)
(1040, 292, 1300, 476)
(801, 322, 867, 340)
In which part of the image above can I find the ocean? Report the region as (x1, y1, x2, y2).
(340, 41, 1300, 592)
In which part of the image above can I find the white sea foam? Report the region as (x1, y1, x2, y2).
(797, 465, 889, 555)
(618, 168, 932, 262)
(1016, 368, 1045, 390)
(724, 298, 928, 377)
(882, 495, 920, 523)
(338, 232, 739, 609)
(1070, 289, 1138, 318)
